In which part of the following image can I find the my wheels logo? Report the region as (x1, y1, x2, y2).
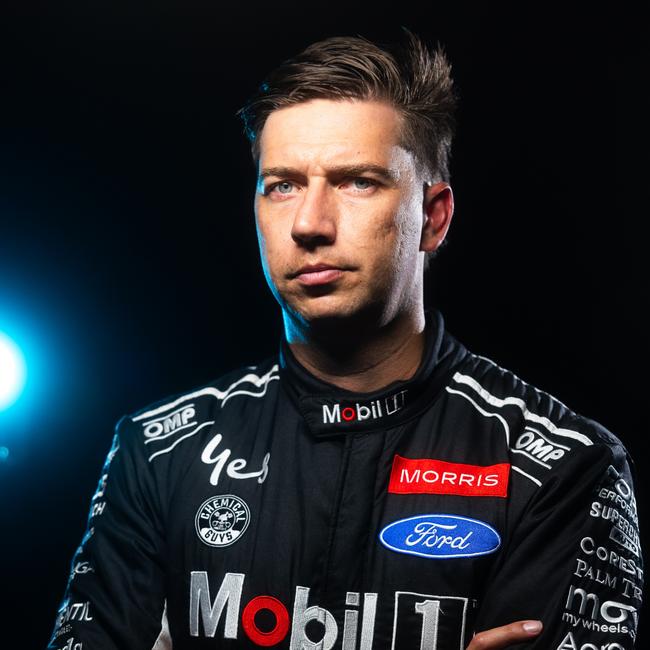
(195, 495, 250, 547)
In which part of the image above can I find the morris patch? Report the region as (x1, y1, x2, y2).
(388, 455, 510, 497)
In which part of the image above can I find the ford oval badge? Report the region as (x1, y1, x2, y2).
(379, 514, 501, 559)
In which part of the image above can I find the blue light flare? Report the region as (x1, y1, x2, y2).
(0, 330, 27, 411)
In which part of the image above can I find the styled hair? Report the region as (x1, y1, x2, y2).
(236, 27, 458, 268)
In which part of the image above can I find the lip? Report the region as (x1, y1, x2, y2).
(295, 267, 346, 286)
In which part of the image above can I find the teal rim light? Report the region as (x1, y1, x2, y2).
(0, 331, 27, 410)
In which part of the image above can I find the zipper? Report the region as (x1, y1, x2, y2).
(321, 432, 354, 598)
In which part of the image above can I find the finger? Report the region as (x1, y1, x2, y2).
(466, 620, 543, 650)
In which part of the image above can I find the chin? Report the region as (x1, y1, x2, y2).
(283, 292, 383, 328)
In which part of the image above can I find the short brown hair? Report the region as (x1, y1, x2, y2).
(236, 27, 458, 268)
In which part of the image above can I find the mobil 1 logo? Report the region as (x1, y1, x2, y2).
(391, 591, 469, 650)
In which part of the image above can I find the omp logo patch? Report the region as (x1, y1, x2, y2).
(513, 428, 567, 465)
(142, 405, 197, 438)
(388, 455, 510, 497)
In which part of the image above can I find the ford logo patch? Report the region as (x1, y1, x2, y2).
(379, 514, 501, 559)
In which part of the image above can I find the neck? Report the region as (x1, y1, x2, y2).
(283, 305, 427, 393)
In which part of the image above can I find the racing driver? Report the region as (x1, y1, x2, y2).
(47, 28, 643, 650)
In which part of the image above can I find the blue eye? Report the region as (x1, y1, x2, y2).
(264, 177, 377, 197)
(265, 181, 293, 196)
(276, 182, 293, 194)
(353, 178, 374, 190)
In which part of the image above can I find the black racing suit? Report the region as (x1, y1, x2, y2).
(47, 308, 643, 650)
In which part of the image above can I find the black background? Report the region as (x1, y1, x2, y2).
(0, 3, 647, 648)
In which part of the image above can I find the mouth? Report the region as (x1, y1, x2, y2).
(291, 264, 348, 286)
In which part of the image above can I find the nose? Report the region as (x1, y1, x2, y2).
(290, 179, 337, 249)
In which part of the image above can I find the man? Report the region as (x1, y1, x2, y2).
(48, 29, 643, 650)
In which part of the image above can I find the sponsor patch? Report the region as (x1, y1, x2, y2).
(195, 494, 250, 548)
(189, 571, 470, 648)
(379, 514, 501, 559)
(201, 433, 270, 487)
(141, 405, 197, 438)
(321, 390, 408, 425)
(562, 584, 637, 639)
(54, 638, 84, 650)
(557, 632, 625, 650)
(388, 455, 510, 497)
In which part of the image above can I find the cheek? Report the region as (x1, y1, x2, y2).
(255, 212, 276, 256)
(393, 196, 424, 255)
(254, 225, 271, 273)
(255, 219, 291, 280)
(348, 211, 402, 263)
(346, 204, 420, 289)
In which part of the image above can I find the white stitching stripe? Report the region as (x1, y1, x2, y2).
(147, 421, 216, 462)
(511, 465, 542, 487)
(450, 372, 593, 446)
(132, 365, 280, 421)
(445, 387, 511, 444)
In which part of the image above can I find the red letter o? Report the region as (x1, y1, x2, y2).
(341, 407, 356, 421)
(242, 595, 290, 646)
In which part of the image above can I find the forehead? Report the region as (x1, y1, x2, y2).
(258, 98, 413, 174)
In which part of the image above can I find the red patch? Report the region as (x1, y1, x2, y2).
(388, 455, 510, 497)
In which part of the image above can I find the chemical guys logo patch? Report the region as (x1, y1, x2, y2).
(388, 455, 510, 497)
(195, 495, 250, 547)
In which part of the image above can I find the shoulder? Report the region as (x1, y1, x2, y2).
(116, 353, 280, 440)
(448, 348, 633, 486)
(451, 349, 624, 447)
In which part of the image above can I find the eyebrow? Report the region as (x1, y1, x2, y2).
(258, 164, 400, 185)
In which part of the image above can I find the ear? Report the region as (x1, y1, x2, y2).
(420, 182, 454, 254)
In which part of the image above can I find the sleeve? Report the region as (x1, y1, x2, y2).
(473, 441, 644, 650)
(47, 415, 170, 650)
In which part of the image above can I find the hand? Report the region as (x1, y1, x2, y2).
(466, 620, 543, 649)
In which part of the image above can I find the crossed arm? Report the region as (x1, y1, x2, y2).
(466, 620, 542, 649)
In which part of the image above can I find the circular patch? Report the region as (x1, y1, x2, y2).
(195, 494, 251, 547)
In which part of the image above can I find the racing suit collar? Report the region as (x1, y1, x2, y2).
(278, 308, 465, 437)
